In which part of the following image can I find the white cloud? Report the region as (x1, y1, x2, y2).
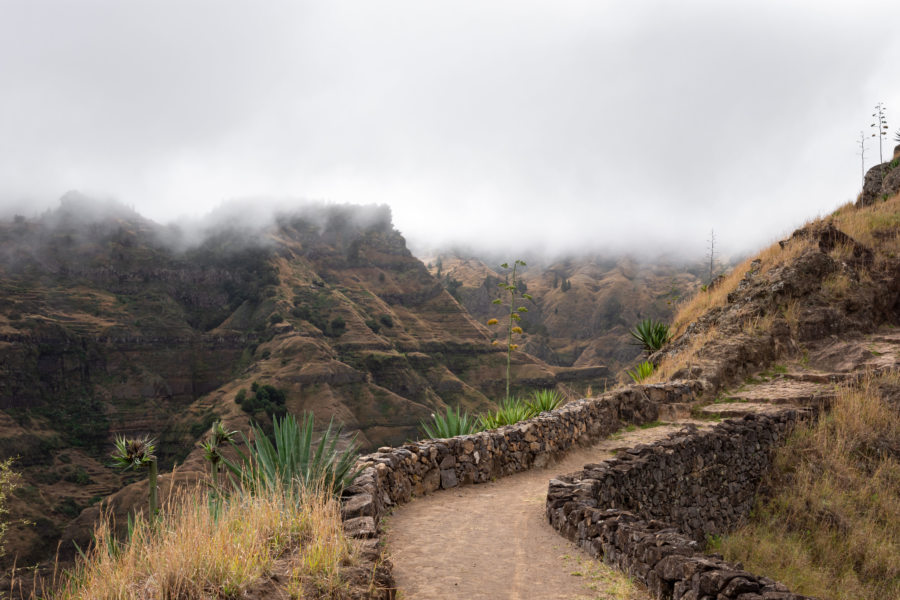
(1, 0, 898, 259)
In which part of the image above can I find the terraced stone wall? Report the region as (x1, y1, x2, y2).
(339, 381, 699, 598)
(546, 410, 816, 600)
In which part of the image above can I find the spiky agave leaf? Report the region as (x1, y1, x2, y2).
(223, 413, 362, 497)
(526, 389, 564, 414)
(626, 361, 655, 383)
(629, 318, 671, 355)
(479, 397, 533, 429)
(111, 435, 156, 471)
(420, 406, 483, 438)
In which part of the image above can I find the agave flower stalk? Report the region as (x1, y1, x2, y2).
(111, 435, 159, 518)
(488, 260, 533, 402)
(201, 420, 237, 492)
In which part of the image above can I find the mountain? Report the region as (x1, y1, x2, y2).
(0, 194, 608, 565)
(426, 253, 704, 375)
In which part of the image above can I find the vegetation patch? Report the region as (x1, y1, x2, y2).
(709, 372, 900, 600)
(235, 381, 288, 420)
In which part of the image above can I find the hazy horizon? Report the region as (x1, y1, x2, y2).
(2, 1, 899, 260)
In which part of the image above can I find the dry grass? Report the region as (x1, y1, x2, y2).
(741, 312, 775, 336)
(645, 325, 718, 384)
(670, 236, 816, 340)
(36, 482, 354, 600)
(711, 371, 900, 600)
(822, 272, 853, 298)
(780, 299, 801, 336)
(0, 458, 19, 559)
(830, 193, 900, 255)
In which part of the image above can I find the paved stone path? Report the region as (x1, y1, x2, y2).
(384, 424, 706, 600)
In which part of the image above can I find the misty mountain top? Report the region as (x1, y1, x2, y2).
(2, 192, 398, 257)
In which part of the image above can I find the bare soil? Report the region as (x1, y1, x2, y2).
(384, 423, 708, 600)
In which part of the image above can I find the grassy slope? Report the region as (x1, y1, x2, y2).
(648, 193, 900, 383)
(710, 372, 900, 600)
(655, 192, 900, 598)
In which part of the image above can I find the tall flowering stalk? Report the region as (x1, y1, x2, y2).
(487, 260, 532, 401)
(201, 420, 237, 493)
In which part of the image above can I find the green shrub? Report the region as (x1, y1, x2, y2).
(420, 406, 483, 439)
(269, 313, 283, 324)
(626, 361, 655, 383)
(629, 318, 671, 355)
(327, 316, 346, 337)
(526, 389, 564, 413)
(378, 314, 394, 328)
(224, 413, 361, 497)
(239, 382, 287, 419)
(365, 318, 381, 333)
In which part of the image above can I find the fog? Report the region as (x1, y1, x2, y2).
(1, 1, 899, 261)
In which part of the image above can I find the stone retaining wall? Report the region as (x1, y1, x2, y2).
(546, 410, 817, 600)
(339, 381, 699, 598)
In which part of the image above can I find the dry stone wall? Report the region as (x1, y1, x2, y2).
(339, 381, 698, 598)
(546, 410, 817, 600)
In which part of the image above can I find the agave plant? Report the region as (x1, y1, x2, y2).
(480, 397, 534, 429)
(629, 318, 671, 355)
(420, 406, 483, 439)
(111, 435, 159, 518)
(526, 389, 564, 414)
(200, 420, 237, 492)
(626, 361, 655, 383)
(224, 413, 361, 497)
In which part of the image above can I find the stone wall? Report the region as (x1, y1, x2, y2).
(546, 410, 817, 600)
(339, 381, 698, 598)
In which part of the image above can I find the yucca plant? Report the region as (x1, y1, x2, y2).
(480, 397, 533, 429)
(223, 413, 361, 497)
(111, 435, 159, 518)
(420, 406, 483, 439)
(626, 361, 655, 383)
(629, 318, 671, 355)
(526, 389, 564, 414)
(201, 420, 237, 492)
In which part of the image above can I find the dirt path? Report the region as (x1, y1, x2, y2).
(384, 423, 706, 600)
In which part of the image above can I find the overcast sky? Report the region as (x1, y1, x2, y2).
(2, 1, 899, 259)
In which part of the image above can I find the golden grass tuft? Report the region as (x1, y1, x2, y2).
(830, 193, 900, 255)
(711, 371, 900, 600)
(42, 481, 354, 600)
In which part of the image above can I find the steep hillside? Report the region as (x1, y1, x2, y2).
(427, 254, 702, 374)
(0, 194, 607, 567)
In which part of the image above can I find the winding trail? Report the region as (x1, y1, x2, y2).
(385, 332, 900, 599)
(384, 424, 705, 600)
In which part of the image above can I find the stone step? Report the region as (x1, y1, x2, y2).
(658, 402, 692, 421)
(780, 371, 850, 383)
(696, 401, 805, 418)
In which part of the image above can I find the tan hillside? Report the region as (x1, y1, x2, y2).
(0, 195, 607, 569)
(428, 254, 703, 373)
